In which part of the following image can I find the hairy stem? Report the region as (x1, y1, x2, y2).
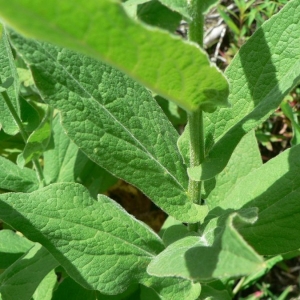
(187, 0, 205, 231)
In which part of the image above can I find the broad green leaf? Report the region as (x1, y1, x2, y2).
(219, 144, 300, 255)
(32, 270, 57, 300)
(190, 0, 300, 180)
(17, 107, 51, 167)
(0, 229, 34, 269)
(0, 243, 59, 300)
(10, 33, 207, 223)
(140, 276, 201, 300)
(0, 25, 20, 135)
(52, 277, 96, 300)
(148, 212, 265, 281)
(0, 156, 39, 192)
(43, 114, 88, 185)
(0, 183, 165, 294)
(205, 130, 262, 209)
(0, 0, 229, 112)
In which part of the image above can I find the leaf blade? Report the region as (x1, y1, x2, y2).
(10, 33, 207, 222)
(0, 183, 165, 294)
(0, 0, 229, 112)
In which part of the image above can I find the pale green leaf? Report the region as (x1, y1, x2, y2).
(10, 33, 207, 223)
(0, 156, 39, 192)
(205, 130, 262, 209)
(0, 229, 34, 269)
(148, 212, 265, 281)
(32, 270, 57, 300)
(219, 144, 300, 255)
(140, 276, 201, 300)
(17, 107, 51, 167)
(0, 25, 20, 135)
(0, 244, 59, 300)
(0, 183, 165, 294)
(0, 0, 229, 112)
(190, 0, 300, 180)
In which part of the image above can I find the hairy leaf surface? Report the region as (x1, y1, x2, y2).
(0, 25, 20, 135)
(0, 183, 165, 294)
(10, 33, 207, 222)
(189, 0, 300, 180)
(0, 244, 58, 300)
(0, 156, 39, 192)
(148, 212, 265, 281)
(0, 0, 228, 112)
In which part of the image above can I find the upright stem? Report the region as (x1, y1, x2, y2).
(1, 89, 45, 186)
(188, 0, 205, 231)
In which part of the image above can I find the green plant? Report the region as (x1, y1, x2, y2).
(0, 0, 300, 299)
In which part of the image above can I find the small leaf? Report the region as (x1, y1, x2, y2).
(0, 156, 39, 192)
(0, 0, 229, 112)
(0, 244, 59, 300)
(17, 107, 51, 167)
(148, 211, 265, 281)
(192, 0, 300, 180)
(0, 25, 20, 135)
(0, 183, 164, 294)
(10, 33, 207, 222)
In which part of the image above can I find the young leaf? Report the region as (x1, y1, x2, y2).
(190, 0, 300, 180)
(0, 25, 20, 135)
(0, 0, 229, 112)
(0, 183, 165, 294)
(0, 156, 39, 192)
(10, 33, 207, 223)
(148, 212, 265, 281)
(17, 107, 51, 167)
(0, 243, 59, 300)
(32, 270, 57, 300)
